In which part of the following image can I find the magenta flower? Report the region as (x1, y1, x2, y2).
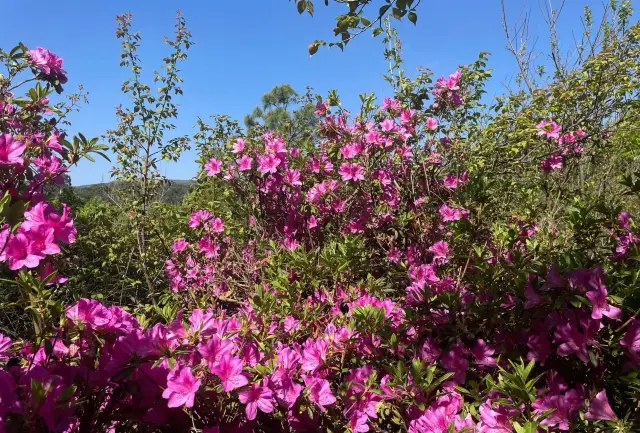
(232, 138, 245, 153)
(5, 231, 44, 270)
(584, 390, 617, 421)
(439, 204, 468, 222)
(471, 339, 497, 367)
(205, 158, 222, 176)
(28, 47, 67, 83)
(66, 298, 112, 329)
(338, 163, 365, 182)
(301, 338, 329, 372)
(429, 241, 451, 265)
(162, 366, 201, 408)
(379, 118, 396, 132)
(238, 381, 274, 421)
(541, 155, 563, 173)
(257, 154, 281, 174)
(0, 134, 26, 165)
(284, 168, 302, 186)
(236, 155, 253, 171)
(426, 117, 439, 131)
(536, 119, 562, 139)
(172, 239, 188, 252)
(21, 202, 76, 244)
(440, 344, 469, 383)
(211, 354, 248, 392)
(0, 333, 12, 361)
(620, 319, 640, 365)
(585, 283, 623, 320)
(302, 375, 336, 412)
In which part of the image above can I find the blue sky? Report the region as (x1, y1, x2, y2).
(2, 0, 630, 185)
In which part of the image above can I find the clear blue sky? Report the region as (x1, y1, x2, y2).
(2, 0, 630, 185)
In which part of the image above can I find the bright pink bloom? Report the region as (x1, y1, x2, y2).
(301, 338, 329, 372)
(471, 339, 497, 367)
(66, 298, 112, 329)
(536, 119, 562, 139)
(0, 134, 26, 165)
(5, 231, 44, 270)
(585, 279, 623, 320)
(188, 210, 212, 228)
(380, 118, 396, 132)
(439, 204, 468, 222)
(257, 154, 282, 174)
(205, 158, 222, 176)
(211, 354, 248, 392)
(541, 155, 563, 173)
(584, 390, 617, 421)
(238, 382, 274, 421)
(284, 169, 302, 186)
(28, 47, 67, 83)
(198, 336, 234, 370)
(172, 239, 188, 253)
(429, 241, 451, 265)
(236, 155, 253, 171)
(232, 138, 245, 153)
(338, 163, 364, 182)
(620, 319, 640, 365)
(0, 333, 11, 361)
(162, 366, 201, 408)
(426, 117, 439, 131)
(22, 202, 76, 244)
(302, 375, 336, 412)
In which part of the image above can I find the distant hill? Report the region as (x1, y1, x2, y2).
(73, 179, 194, 204)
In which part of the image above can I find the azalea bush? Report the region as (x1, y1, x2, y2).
(2, 4, 640, 433)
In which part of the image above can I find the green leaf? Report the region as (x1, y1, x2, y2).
(297, 0, 307, 14)
(408, 11, 417, 24)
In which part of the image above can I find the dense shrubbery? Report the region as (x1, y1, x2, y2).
(1, 3, 640, 433)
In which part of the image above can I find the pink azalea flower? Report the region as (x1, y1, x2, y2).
(198, 336, 234, 370)
(302, 375, 336, 412)
(66, 298, 112, 329)
(301, 338, 329, 372)
(425, 117, 439, 131)
(536, 119, 562, 140)
(257, 154, 282, 174)
(205, 158, 222, 176)
(188, 210, 212, 228)
(471, 339, 498, 367)
(211, 354, 248, 392)
(0, 134, 26, 165)
(284, 168, 302, 186)
(429, 241, 451, 265)
(620, 319, 640, 365)
(440, 344, 469, 383)
(379, 118, 396, 132)
(439, 204, 469, 222)
(236, 155, 253, 171)
(22, 202, 76, 244)
(5, 231, 44, 270)
(0, 333, 12, 361)
(162, 366, 201, 408)
(541, 155, 563, 173)
(172, 239, 188, 253)
(338, 163, 364, 182)
(585, 280, 623, 320)
(232, 138, 245, 153)
(27, 47, 67, 83)
(307, 215, 318, 229)
(584, 390, 617, 421)
(238, 381, 274, 421)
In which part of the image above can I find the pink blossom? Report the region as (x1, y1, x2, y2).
(379, 118, 396, 132)
(232, 138, 245, 153)
(338, 163, 364, 182)
(439, 204, 468, 222)
(429, 241, 451, 264)
(66, 298, 112, 329)
(236, 155, 253, 171)
(172, 239, 188, 253)
(22, 202, 76, 244)
(162, 366, 201, 408)
(302, 375, 336, 412)
(28, 47, 67, 83)
(585, 277, 623, 320)
(257, 154, 282, 174)
(5, 231, 45, 270)
(205, 158, 222, 176)
(284, 169, 302, 186)
(536, 119, 562, 140)
(188, 210, 212, 228)
(426, 117, 439, 131)
(301, 338, 329, 372)
(211, 354, 248, 392)
(471, 339, 497, 367)
(238, 382, 274, 420)
(541, 155, 563, 173)
(620, 319, 640, 365)
(0, 134, 26, 165)
(0, 333, 11, 361)
(584, 390, 617, 421)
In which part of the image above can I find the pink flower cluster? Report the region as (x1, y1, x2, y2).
(27, 47, 68, 84)
(535, 120, 587, 173)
